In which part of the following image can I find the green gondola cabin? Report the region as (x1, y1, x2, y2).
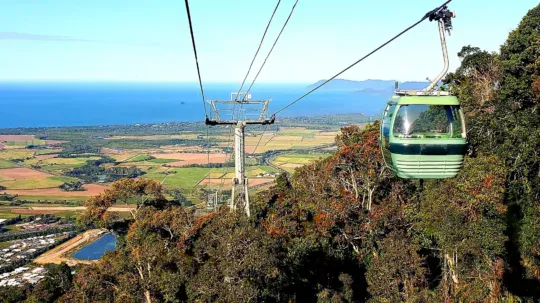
(380, 92, 467, 179)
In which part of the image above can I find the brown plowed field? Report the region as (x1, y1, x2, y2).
(152, 153, 227, 166)
(6, 184, 108, 196)
(0, 135, 35, 142)
(245, 146, 257, 153)
(0, 168, 51, 180)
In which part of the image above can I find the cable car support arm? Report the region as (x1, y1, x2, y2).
(425, 6, 455, 92)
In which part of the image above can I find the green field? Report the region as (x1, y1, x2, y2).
(128, 154, 154, 162)
(148, 158, 178, 163)
(0, 206, 80, 219)
(24, 156, 100, 173)
(35, 150, 62, 155)
(24, 156, 98, 167)
(271, 153, 330, 173)
(5, 139, 46, 147)
(275, 153, 328, 163)
(0, 150, 35, 160)
(0, 159, 17, 169)
(145, 167, 212, 188)
(0, 176, 78, 190)
(0, 208, 26, 219)
(1, 178, 61, 190)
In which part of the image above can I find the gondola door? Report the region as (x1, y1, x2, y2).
(380, 103, 396, 168)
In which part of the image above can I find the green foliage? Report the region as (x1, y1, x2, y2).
(0, 159, 17, 169)
(25, 263, 73, 303)
(59, 181, 86, 192)
(366, 232, 429, 303)
(165, 188, 193, 207)
(445, 4, 540, 285)
(419, 156, 507, 256)
(65, 156, 143, 183)
(58, 144, 100, 158)
(0, 285, 28, 303)
(128, 154, 155, 162)
(2, 5, 539, 303)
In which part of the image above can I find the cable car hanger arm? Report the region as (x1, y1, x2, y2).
(272, 0, 454, 116)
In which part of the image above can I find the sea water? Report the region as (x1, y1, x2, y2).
(0, 82, 388, 128)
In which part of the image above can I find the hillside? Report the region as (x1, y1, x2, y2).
(1, 4, 539, 303)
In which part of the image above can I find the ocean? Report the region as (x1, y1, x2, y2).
(0, 82, 388, 128)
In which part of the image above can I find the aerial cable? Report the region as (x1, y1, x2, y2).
(235, 0, 283, 101)
(244, 0, 300, 97)
(184, 0, 208, 117)
(251, 124, 269, 156)
(272, 0, 453, 116)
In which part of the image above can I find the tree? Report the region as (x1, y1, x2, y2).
(109, 178, 168, 219)
(497, 5, 540, 282)
(59, 181, 86, 192)
(165, 189, 193, 207)
(445, 4, 540, 291)
(366, 232, 428, 303)
(185, 213, 288, 302)
(331, 121, 389, 210)
(26, 263, 73, 303)
(0, 285, 28, 303)
(417, 156, 508, 301)
(79, 178, 169, 228)
(78, 191, 119, 229)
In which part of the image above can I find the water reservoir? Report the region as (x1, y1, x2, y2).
(72, 233, 117, 260)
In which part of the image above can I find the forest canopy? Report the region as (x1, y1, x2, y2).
(2, 4, 539, 303)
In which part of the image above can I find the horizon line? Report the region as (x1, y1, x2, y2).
(0, 78, 432, 84)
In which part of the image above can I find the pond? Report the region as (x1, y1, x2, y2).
(72, 233, 117, 261)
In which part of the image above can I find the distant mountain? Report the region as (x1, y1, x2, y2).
(306, 79, 436, 93)
(398, 81, 431, 90)
(355, 87, 394, 96)
(306, 79, 396, 91)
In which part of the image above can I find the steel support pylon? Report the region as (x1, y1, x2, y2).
(231, 121, 250, 216)
(205, 93, 274, 217)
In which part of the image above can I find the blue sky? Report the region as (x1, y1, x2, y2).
(0, 0, 536, 83)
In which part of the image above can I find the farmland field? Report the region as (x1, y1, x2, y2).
(150, 152, 228, 166)
(0, 135, 36, 142)
(5, 184, 107, 198)
(0, 114, 369, 218)
(0, 159, 17, 169)
(0, 149, 35, 160)
(271, 153, 330, 173)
